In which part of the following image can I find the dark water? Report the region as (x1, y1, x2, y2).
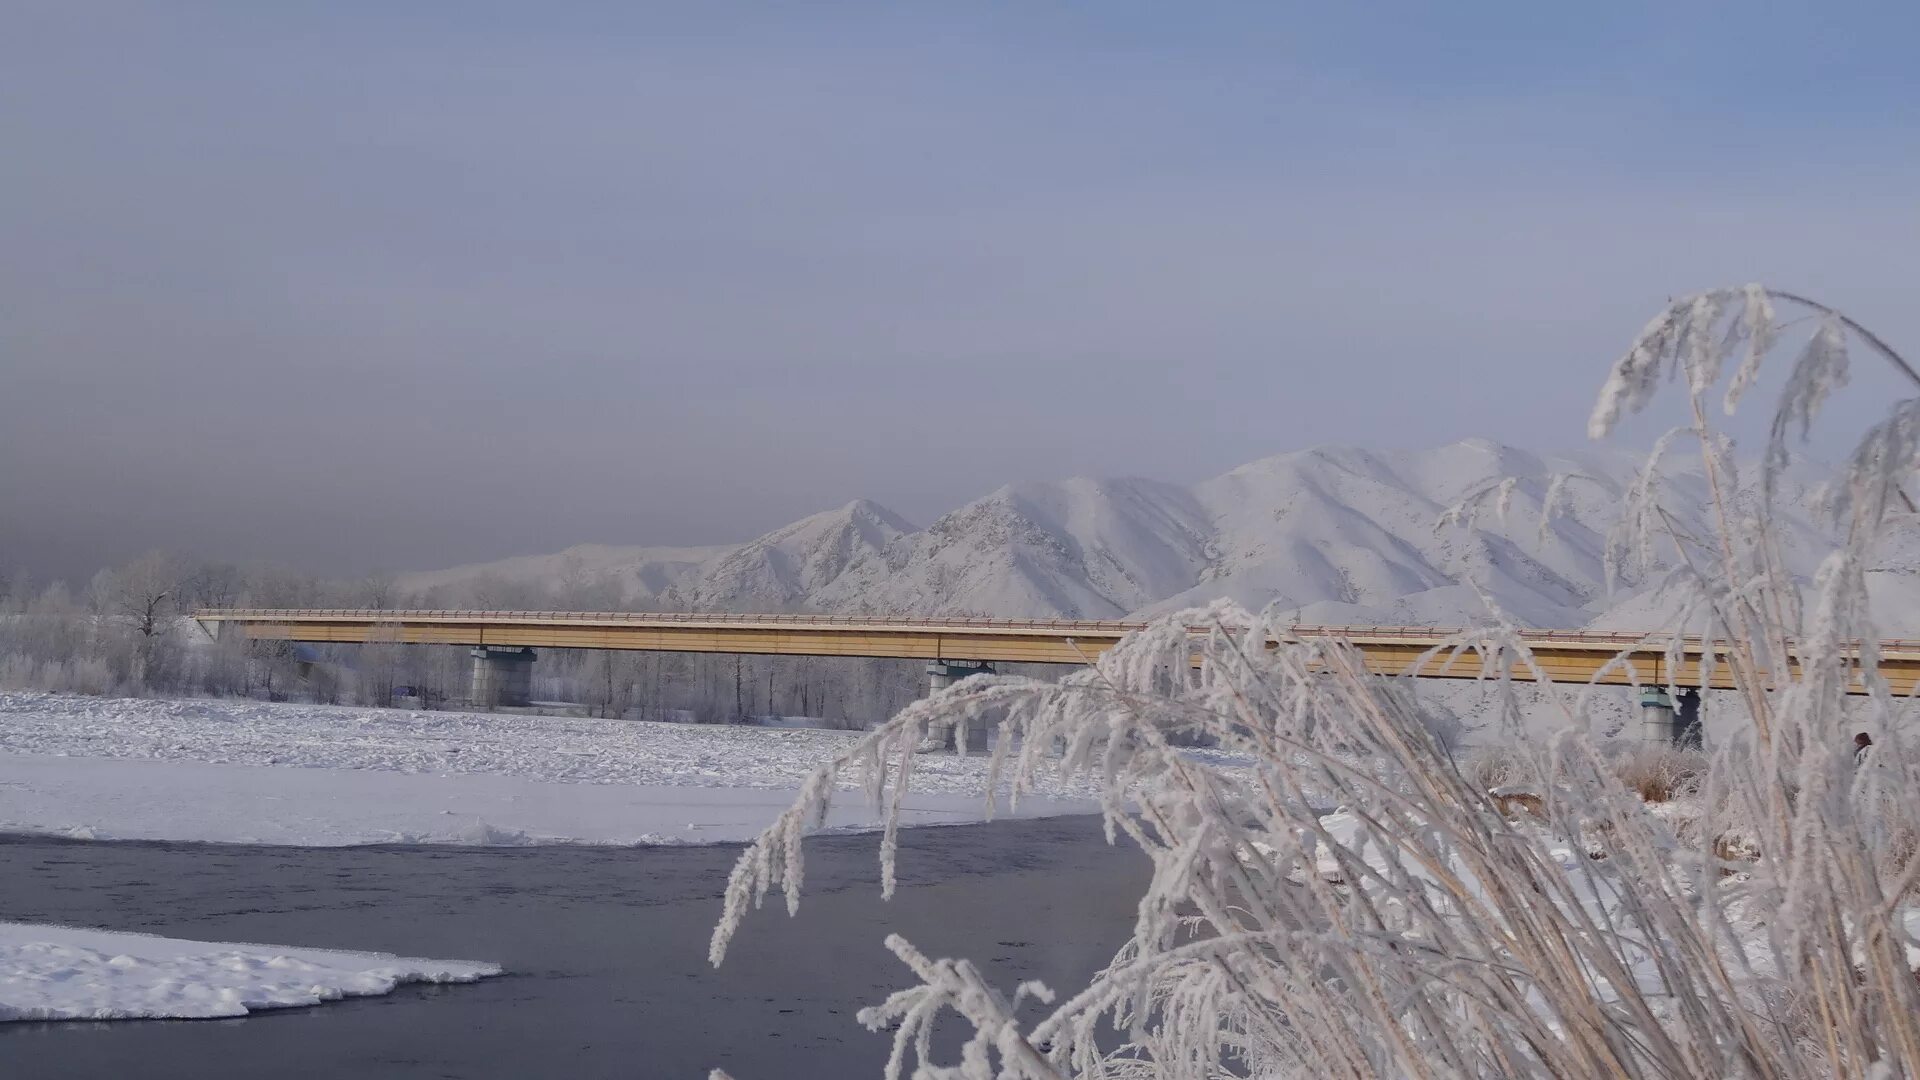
(0, 817, 1145, 1079)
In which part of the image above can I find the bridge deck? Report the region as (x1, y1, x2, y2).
(194, 609, 1920, 695)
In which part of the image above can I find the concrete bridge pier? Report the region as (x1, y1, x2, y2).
(1639, 687, 1676, 745)
(927, 659, 994, 751)
(1639, 685, 1707, 749)
(470, 646, 536, 709)
(927, 659, 994, 694)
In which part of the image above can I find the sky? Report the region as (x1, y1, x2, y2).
(4, 3, 1919, 584)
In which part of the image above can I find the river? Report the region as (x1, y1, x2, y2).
(0, 816, 1145, 1078)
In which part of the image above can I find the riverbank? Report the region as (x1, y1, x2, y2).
(0, 692, 1108, 845)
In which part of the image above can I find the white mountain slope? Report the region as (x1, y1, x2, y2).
(1147, 441, 1628, 627)
(405, 439, 1920, 632)
(797, 477, 1215, 619)
(398, 543, 727, 608)
(662, 500, 914, 613)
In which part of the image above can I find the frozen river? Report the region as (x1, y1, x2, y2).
(0, 815, 1144, 1078)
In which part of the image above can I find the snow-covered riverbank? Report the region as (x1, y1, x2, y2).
(0, 693, 1095, 845)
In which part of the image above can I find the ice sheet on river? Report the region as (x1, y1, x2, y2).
(0, 921, 499, 1021)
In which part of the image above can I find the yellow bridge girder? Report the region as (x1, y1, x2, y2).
(194, 609, 1920, 696)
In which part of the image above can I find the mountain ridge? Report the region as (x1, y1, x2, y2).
(397, 439, 1911, 631)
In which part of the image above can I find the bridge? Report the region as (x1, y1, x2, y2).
(194, 608, 1920, 705)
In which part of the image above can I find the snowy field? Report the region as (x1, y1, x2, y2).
(0, 921, 498, 1021)
(0, 692, 1097, 845)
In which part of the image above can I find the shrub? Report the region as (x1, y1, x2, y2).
(1609, 744, 1705, 803)
(1460, 742, 1537, 794)
(710, 288, 1920, 1078)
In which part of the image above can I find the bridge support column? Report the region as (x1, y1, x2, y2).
(1638, 687, 1676, 745)
(928, 660, 994, 751)
(927, 659, 994, 694)
(470, 647, 536, 709)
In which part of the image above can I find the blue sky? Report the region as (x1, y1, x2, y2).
(4, 4, 1918, 581)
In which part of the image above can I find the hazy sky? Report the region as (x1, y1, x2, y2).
(5, 4, 1918, 584)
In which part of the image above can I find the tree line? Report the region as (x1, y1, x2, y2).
(0, 550, 948, 728)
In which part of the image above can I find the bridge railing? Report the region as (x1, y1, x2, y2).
(193, 608, 1153, 633)
(191, 608, 1920, 654)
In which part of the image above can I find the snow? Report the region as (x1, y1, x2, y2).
(0, 921, 499, 1021)
(0, 693, 1095, 846)
(1306, 807, 1742, 1011)
(0, 752, 1088, 846)
(0, 692, 1099, 797)
(1910, 909, 1920, 973)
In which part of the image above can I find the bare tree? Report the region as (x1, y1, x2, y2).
(183, 561, 243, 612)
(250, 637, 299, 701)
(80, 551, 188, 689)
(92, 551, 185, 638)
(242, 565, 322, 609)
(358, 571, 397, 610)
(359, 620, 406, 705)
(578, 649, 639, 719)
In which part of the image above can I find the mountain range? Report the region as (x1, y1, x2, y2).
(397, 439, 1920, 633)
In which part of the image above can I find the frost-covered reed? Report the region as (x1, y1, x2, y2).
(709, 288, 1920, 1079)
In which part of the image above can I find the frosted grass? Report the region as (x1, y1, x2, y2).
(709, 287, 1920, 1079)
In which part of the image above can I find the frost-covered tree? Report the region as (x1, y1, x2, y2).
(241, 564, 324, 609)
(709, 287, 1920, 1079)
(358, 620, 408, 707)
(183, 560, 244, 612)
(83, 550, 189, 687)
(91, 550, 184, 638)
(357, 571, 398, 611)
(580, 649, 639, 719)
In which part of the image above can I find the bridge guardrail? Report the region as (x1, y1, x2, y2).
(193, 608, 1920, 655)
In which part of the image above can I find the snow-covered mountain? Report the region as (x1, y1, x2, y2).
(662, 500, 914, 613)
(400, 543, 727, 609)
(400, 439, 1919, 630)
